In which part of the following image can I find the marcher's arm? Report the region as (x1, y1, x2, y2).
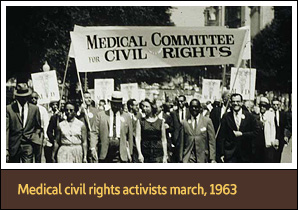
(135, 120, 144, 163)
(207, 118, 216, 162)
(81, 124, 88, 163)
(161, 120, 168, 163)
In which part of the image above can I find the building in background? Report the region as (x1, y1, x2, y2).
(203, 6, 274, 89)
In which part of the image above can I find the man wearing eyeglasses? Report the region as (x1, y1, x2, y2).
(218, 93, 259, 163)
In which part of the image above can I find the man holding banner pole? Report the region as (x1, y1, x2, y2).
(77, 91, 99, 163)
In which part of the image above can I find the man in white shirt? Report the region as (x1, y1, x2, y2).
(271, 98, 291, 162)
(219, 93, 259, 163)
(155, 99, 173, 162)
(6, 83, 42, 163)
(179, 99, 216, 163)
(31, 91, 50, 162)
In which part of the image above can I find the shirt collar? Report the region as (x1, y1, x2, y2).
(191, 114, 200, 121)
(234, 109, 242, 116)
(16, 101, 28, 109)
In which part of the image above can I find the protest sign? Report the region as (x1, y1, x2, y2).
(201, 79, 221, 103)
(230, 67, 256, 100)
(94, 79, 114, 103)
(70, 26, 247, 72)
(31, 70, 60, 104)
(120, 83, 139, 103)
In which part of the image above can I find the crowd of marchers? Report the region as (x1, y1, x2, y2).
(6, 82, 292, 163)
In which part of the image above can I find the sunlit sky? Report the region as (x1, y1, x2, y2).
(170, 6, 206, 27)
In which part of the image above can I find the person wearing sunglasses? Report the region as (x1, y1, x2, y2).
(255, 97, 277, 163)
(30, 91, 51, 163)
(56, 101, 87, 163)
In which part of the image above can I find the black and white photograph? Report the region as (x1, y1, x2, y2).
(2, 2, 296, 168)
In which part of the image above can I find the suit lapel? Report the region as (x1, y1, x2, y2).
(195, 114, 204, 135)
(183, 116, 194, 136)
(227, 111, 238, 131)
(12, 102, 23, 125)
(239, 111, 247, 131)
(24, 103, 32, 128)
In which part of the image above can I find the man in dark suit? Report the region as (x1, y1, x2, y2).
(209, 91, 230, 162)
(77, 91, 100, 163)
(90, 91, 133, 163)
(6, 83, 42, 163)
(127, 98, 142, 162)
(271, 98, 291, 163)
(179, 99, 216, 163)
(170, 95, 190, 162)
(46, 100, 65, 163)
(155, 99, 174, 162)
(219, 93, 259, 163)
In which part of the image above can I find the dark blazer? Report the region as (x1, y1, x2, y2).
(90, 110, 133, 162)
(6, 102, 42, 157)
(179, 115, 216, 163)
(170, 108, 190, 147)
(218, 109, 259, 163)
(274, 110, 290, 162)
(47, 113, 64, 144)
(275, 111, 288, 142)
(209, 106, 222, 134)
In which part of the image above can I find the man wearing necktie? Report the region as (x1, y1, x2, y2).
(91, 91, 133, 163)
(272, 98, 291, 163)
(77, 91, 99, 163)
(218, 93, 259, 163)
(6, 83, 42, 163)
(179, 99, 216, 163)
(170, 95, 190, 162)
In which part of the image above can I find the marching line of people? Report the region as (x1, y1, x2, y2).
(6, 82, 292, 163)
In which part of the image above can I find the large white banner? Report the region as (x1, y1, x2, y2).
(94, 79, 114, 103)
(201, 79, 221, 103)
(230, 67, 256, 100)
(120, 83, 139, 103)
(70, 26, 247, 72)
(31, 70, 60, 104)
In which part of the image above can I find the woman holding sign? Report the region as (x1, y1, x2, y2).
(56, 101, 87, 163)
(135, 99, 167, 163)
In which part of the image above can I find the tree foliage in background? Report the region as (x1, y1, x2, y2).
(252, 6, 292, 93)
(6, 6, 174, 82)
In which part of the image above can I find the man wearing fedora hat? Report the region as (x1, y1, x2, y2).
(6, 83, 42, 163)
(90, 91, 133, 163)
